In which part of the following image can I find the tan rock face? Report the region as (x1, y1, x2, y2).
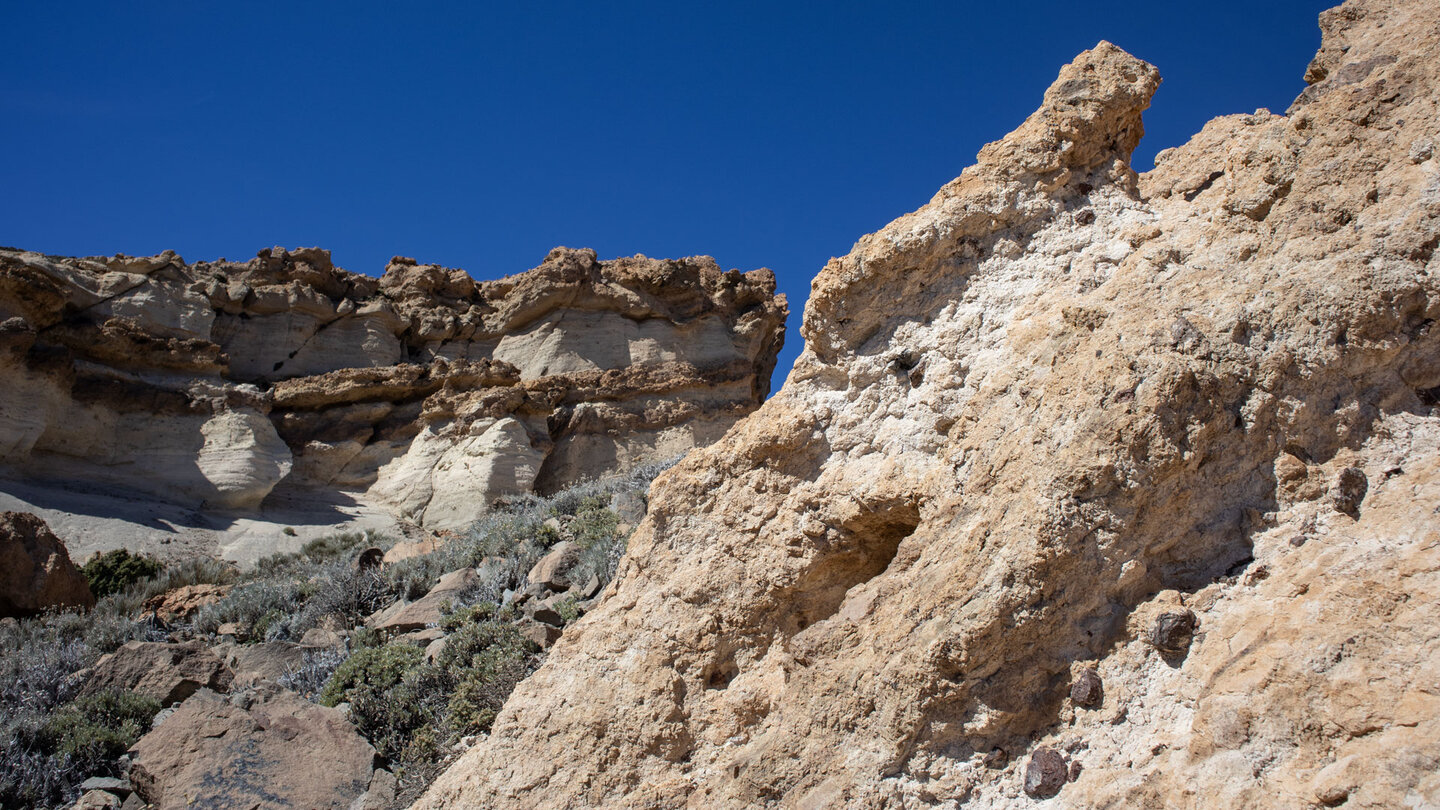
(140, 583, 229, 623)
(414, 1, 1440, 808)
(369, 568, 478, 633)
(129, 688, 377, 810)
(0, 510, 94, 617)
(0, 245, 786, 552)
(84, 640, 233, 706)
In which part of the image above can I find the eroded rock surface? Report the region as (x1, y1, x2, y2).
(0, 246, 785, 560)
(84, 640, 233, 706)
(0, 510, 94, 617)
(128, 687, 377, 810)
(415, 1, 1440, 807)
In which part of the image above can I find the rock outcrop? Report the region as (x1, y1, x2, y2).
(415, 1, 1440, 807)
(84, 640, 234, 706)
(0, 510, 94, 617)
(0, 245, 785, 560)
(128, 687, 379, 810)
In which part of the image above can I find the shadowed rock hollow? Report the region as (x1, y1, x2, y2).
(414, 0, 1440, 807)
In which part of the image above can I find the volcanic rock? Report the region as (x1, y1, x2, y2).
(223, 641, 308, 688)
(1148, 609, 1199, 653)
(0, 511, 94, 617)
(1023, 748, 1069, 799)
(128, 687, 375, 810)
(1069, 668, 1104, 708)
(84, 640, 232, 706)
(413, 1, 1440, 807)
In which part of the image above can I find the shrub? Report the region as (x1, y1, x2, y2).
(350, 665, 448, 760)
(278, 646, 348, 701)
(319, 643, 425, 708)
(80, 548, 163, 599)
(38, 690, 160, 767)
(0, 689, 158, 809)
(191, 578, 303, 639)
(440, 619, 536, 736)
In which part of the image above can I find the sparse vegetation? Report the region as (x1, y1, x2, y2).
(0, 620, 158, 809)
(0, 459, 675, 808)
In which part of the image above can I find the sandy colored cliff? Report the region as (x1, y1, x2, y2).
(0, 245, 785, 563)
(414, 0, 1440, 807)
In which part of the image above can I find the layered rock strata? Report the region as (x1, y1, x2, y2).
(416, 1, 1440, 807)
(0, 246, 785, 546)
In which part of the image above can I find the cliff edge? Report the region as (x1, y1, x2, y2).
(0, 246, 786, 563)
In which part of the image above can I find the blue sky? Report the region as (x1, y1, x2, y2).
(2, 1, 1331, 393)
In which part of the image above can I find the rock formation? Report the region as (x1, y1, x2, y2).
(128, 686, 382, 810)
(0, 510, 95, 617)
(0, 245, 785, 561)
(414, 0, 1440, 807)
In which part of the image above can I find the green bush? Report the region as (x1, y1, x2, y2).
(440, 619, 536, 735)
(0, 689, 159, 808)
(438, 601, 510, 633)
(319, 643, 425, 707)
(80, 549, 163, 599)
(350, 665, 448, 760)
(39, 690, 160, 764)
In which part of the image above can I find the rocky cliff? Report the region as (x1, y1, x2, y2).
(414, 0, 1440, 807)
(0, 245, 785, 562)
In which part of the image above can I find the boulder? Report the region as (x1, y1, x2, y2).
(528, 601, 565, 628)
(0, 511, 94, 617)
(1024, 748, 1069, 799)
(396, 627, 445, 648)
(424, 636, 449, 664)
(518, 620, 563, 649)
(79, 777, 131, 797)
(73, 790, 121, 810)
(368, 568, 476, 633)
(129, 688, 375, 810)
(141, 583, 229, 623)
(348, 769, 397, 810)
(300, 627, 346, 649)
(353, 546, 384, 571)
(527, 541, 579, 590)
(224, 641, 305, 687)
(1069, 668, 1104, 708)
(382, 537, 442, 565)
(84, 640, 232, 705)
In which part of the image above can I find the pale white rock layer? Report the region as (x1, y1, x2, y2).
(0, 245, 785, 562)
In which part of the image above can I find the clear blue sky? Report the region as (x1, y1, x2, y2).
(2, 1, 1331, 393)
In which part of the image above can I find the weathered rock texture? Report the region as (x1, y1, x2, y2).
(415, 1, 1440, 807)
(84, 640, 233, 706)
(0, 245, 785, 552)
(129, 687, 378, 810)
(0, 510, 94, 617)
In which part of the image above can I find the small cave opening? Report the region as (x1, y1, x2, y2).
(782, 503, 922, 635)
(705, 659, 739, 691)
